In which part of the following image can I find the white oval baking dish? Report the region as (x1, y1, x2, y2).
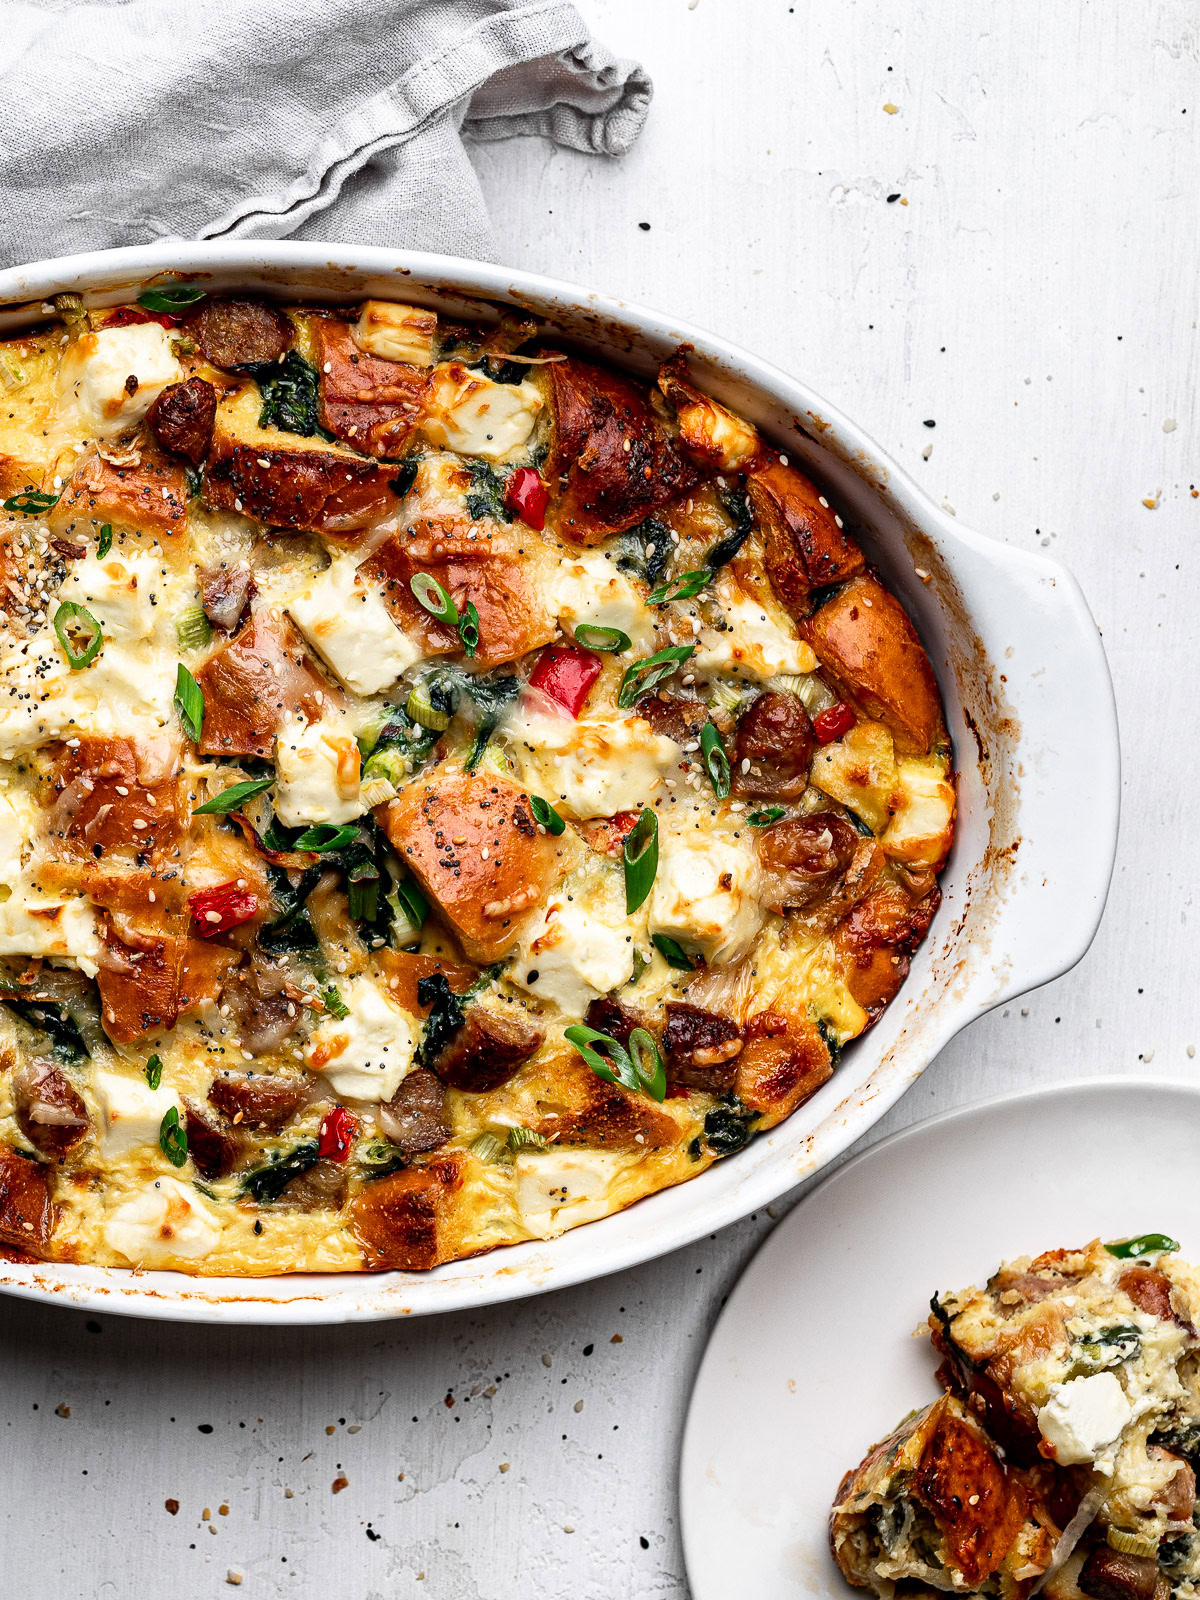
(0, 242, 1120, 1323)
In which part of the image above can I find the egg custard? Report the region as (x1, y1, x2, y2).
(0, 287, 952, 1273)
(831, 1236, 1200, 1600)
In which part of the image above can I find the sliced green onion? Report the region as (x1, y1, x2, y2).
(647, 570, 710, 606)
(0, 352, 28, 390)
(96, 522, 112, 559)
(700, 723, 730, 799)
(392, 874, 429, 934)
(530, 795, 566, 835)
(175, 603, 213, 652)
(145, 1053, 163, 1091)
(623, 808, 659, 913)
(564, 1024, 664, 1103)
(709, 679, 751, 718)
(291, 823, 358, 853)
(410, 572, 459, 626)
(457, 600, 480, 658)
(507, 1125, 548, 1152)
(53, 293, 88, 331)
(1104, 1233, 1180, 1260)
(53, 601, 103, 669)
(470, 1131, 511, 1164)
(617, 645, 695, 710)
(629, 948, 649, 985)
(574, 623, 631, 653)
(360, 775, 398, 808)
(406, 676, 455, 731)
(173, 664, 204, 743)
(475, 742, 513, 778)
(628, 1028, 667, 1102)
(159, 1105, 188, 1167)
(348, 879, 379, 922)
(4, 489, 59, 515)
(192, 777, 274, 816)
(317, 985, 349, 1020)
(748, 807, 786, 827)
(138, 284, 206, 314)
(651, 933, 695, 971)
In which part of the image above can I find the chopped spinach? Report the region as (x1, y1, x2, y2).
(616, 518, 671, 585)
(463, 674, 520, 771)
(702, 1096, 757, 1156)
(242, 1141, 320, 1204)
(0, 993, 89, 1063)
(816, 1017, 843, 1066)
(362, 707, 440, 784)
(388, 458, 419, 498)
(470, 355, 526, 386)
(706, 487, 754, 570)
(251, 351, 323, 437)
(257, 864, 323, 955)
(465, 458, 513, 522)
(416, 974, 465, 1068)
(1074, 1324, 1141, 1366)
(1152, 1423, 1200, 1466)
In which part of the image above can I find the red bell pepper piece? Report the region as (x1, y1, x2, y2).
(528, 646, 602, 717)
(317, 1106, 357, 1163)
(812, 701, 857, 744)
(504, 466, 549, 530)
(103, 306, 183, 330)
(188, 883, 258, 938)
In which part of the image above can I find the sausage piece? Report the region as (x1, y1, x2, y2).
(429, 1006, 544, 1092)
(635, 693, 709, 746)
(183, 1100, 238, 1180)
(662, 1002, 744, 1093)
(1079, 1547, 1160, 1600)
(208, 1072, 307, 1132)
(377, 1069, 449, 1154)
(146, 377, 217, 465)
(732, 691, 815, 800)
(756, 812, 859, 910)
(196, 560, 256, 633)
(12, 1062, 88, 1159)
(184, 298, 292, 371)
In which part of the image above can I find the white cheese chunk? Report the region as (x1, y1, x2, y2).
(59, 324, 183, 437)
(515, 1147, 629, 1239)
(881, 758, 956, 867)
(59, 550, 164, 642)
(422, 363, 542, 461)
(274, 715, 364, 827)
(550, 552, 656, 652)
(0, 888, 101, 975)
(504, 703, 679, 819)
(353, 300, 437, 366)
(0, 792, 32, 886)
(103, 1176, 221, 1264)
(693, 580, 818, 682)
(1038, 1372, 1132, 1466)
(511, 875, 637, 1014)
(650, 825, 764, 965)
(93, 1069, 181, 1158)
(288, 556, 420, 696)
(305, 979, 417, 1102)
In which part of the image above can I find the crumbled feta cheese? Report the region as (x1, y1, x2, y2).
(59, 551, 162, 642)
(515, 1147, 630, 1238)
(504, 704, 678, 819)
(103, 1176, 221, 1264)
(0, 889, 101, 974)
(305, 979, 416, 1101)
(288, 556, 420, 695)
(93, 1069, 181, 1157)
(422, 363, 542, 461)
(649, 826, 764, 965)
(550, 552, 656, 652)
(274, 715, 364, 826)
(353, 300, 437, 366)
(0, 792, 31, 886)
(59, 324, 183, 436)
(1038, 1372, 1132, 1465)
(511, 877, 637, 1013)
(694, 580, 818, 681)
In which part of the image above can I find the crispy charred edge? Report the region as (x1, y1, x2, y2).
(929, 1293, 1043, 1466)
(0, 1143, 55, 1257)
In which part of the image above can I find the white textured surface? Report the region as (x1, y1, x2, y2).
(2, 2, 1195, 1594)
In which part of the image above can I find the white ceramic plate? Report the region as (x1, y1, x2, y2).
(679, 1077, 1194, 1600)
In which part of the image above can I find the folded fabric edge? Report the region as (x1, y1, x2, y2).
(464, 39, 653, 157)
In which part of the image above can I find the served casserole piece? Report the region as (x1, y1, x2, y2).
(0, 287, 953, 1272)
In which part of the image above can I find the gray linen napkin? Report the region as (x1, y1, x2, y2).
(0, 0, 650, 268)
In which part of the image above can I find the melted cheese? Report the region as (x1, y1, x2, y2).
(421, 363, 542, 461)
(353, 301, 437, 366)
(103, 1175, 222, 1264)
(504, 702, 679, 819)
(693, 578, 818, 681)
(0, 886, 101, 974)
(59, 550, 165, 642)
(93, 1068, 181, 1157)
(274, 715, 364, 826)
(549, 551, 656, 652)
(288, 555, 420, 695)
(305, 979, 416, 1101)
(514, 1147, 631, 1238)
(58, 325, 183, 437)
(650, 821, 764, 965)
(511, 868, 638, 1014)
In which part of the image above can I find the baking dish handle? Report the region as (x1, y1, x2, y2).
(946, 532, 1120, 1012)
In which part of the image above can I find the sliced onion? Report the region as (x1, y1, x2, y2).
(1030, 1486, 1107, 1594)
